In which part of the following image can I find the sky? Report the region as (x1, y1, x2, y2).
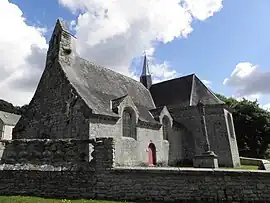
(1, 0, 270, 110)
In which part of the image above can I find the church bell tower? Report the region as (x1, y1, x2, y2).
(140, 55, 152, 89)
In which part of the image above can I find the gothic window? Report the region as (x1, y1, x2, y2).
(227, 113, 235, 139)
(162, 116, 170, 141)
(122, 108, 136, 139)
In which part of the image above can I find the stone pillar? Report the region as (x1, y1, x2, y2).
(93, 138, 115, 171)
(193, 101, 219, 168)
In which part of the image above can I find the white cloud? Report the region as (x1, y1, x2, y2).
(183, 0, 223, 21)
(150, 61, 179, 84)
(262, 103, 270, 111)
(0, 0, 48, 106)
(202, 79, 212, 87)
(224, 62, 270, 97)
(130, 54, 179, 84)
(0, 0, 223, 106)
(58, 0, 223, 76)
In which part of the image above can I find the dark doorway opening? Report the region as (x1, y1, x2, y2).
(148, 143, 157, 166)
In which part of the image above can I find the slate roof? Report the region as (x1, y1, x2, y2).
(61, 56, 157, 123)
(111, 95, 128, 110)
(150, 74, 224, 108)
(190, 74, 224, 105)
(149, 107, 164, 118)
(0, 111, 21, 125)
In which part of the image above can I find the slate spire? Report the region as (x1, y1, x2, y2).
(140, 54, 152, 89)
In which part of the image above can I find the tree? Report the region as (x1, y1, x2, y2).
(216, 94, 270, 159)
(0, 99, 28, 115)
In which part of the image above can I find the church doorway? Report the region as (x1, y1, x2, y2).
(148, 143, 156, 166)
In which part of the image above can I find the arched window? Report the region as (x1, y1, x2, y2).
(162, 116, 170, 140)
(122, 108, 136, 139)
(227, 113, 235, 139)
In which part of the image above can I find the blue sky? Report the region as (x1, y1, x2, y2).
(155, 0, 270, 96)
(2, 0, 270, 108)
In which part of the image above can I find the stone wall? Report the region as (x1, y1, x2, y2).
(167, 125, 187, 166)
(1, 166, 270, 202)
(170, 105, 240, 167)
(0, 137, 269, 202)
(13, 19, 90, 140)
(98, 167, 270, 202)
(89, 97, 173, 167)
(0, 139, 93, 165)
(205, 106, 240, 167)
(90, 115, 169, 166)
(170, 106, 203, 160)
(224, 109, 241, 167)
(0, 170, 96, 199)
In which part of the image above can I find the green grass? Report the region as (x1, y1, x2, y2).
(0, 196, 131, 203)
(177, 164, 259, 170)
(239, 165, 259, 170)
(220, 164, 259, 170)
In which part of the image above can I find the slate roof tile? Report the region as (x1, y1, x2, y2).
(61, 57, 157, 123)
(150, 74, 223, 108)
(0, 111, 21, 126)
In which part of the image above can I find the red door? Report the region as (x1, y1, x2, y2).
(148, 147, 154, 166)
(148, 143, 156, 166)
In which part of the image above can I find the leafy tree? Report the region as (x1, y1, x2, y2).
(0, 99, 28, 115)
(216, 94, 270, 159)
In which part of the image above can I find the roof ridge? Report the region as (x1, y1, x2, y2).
(151, 73, 195, 86)
(192, 74, 224, 104)
(75, 56, 150, 88)
(55, 18, 77, 39)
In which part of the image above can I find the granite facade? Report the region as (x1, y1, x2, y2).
(170, 105, 241, 167)
(12, 21, 90, 140)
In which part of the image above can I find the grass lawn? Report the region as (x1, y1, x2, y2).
(220, 164, 259, 170)
(177, 164, 259, 170)
(239, 165, 259, 170)
(0, 196, 131, 203)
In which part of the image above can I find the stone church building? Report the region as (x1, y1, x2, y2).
(13, 19, 240, 168)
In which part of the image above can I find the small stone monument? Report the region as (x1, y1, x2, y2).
(193, 100, 219, 168)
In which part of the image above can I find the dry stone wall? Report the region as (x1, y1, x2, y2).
(98, 167, 270, 202)
(0, 137, 269, 202)
(0, 139, 93, 165)
(0, 170, 96, 199)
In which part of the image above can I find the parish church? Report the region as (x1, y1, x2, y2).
(13, 19, 240, 168)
